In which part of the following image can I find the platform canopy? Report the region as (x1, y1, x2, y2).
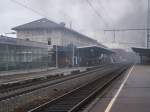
(132, 47, 150, 57)
(77, 45, 114, 55)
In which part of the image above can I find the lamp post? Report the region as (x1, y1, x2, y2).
(72, 45, 74, 67)
(56, 45, 58, 68)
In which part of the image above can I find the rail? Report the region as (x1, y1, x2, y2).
(28, 64, 130, 112)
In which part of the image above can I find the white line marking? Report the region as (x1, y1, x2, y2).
(104, 65, 134, 112)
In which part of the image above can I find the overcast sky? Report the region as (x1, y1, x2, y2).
(0, 0, 148, 49)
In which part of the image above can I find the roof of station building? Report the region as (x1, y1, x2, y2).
(132, 47, 150, 56)
(0, 35, 48, 48)
(77, 45, 114, 54)
(12, 18, 64, 30)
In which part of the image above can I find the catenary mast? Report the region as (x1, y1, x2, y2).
(147, 0, 150, 48)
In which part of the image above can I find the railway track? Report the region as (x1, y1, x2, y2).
(0, 64, 113, 101)
(0, 65, 107, 93)
(0, 75, 61, 93)
(28, 64, 130, 112)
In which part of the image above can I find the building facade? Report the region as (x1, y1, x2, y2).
(0, 35, 49, 71)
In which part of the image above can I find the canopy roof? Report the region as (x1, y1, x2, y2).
(132, 47, 150, 57)
(77, 45, 114, 54)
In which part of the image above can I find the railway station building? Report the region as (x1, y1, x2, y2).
(0, 18, 115, 71)
(10, 18, 114, 67)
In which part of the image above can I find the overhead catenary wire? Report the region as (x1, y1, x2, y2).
(10, 0, 82, 29)
(94, 0, 112, 21)
(103, 28, 146, 45)
(85, 0, 109, 27)
(11, 0, 110, 29)
(10, 0, 50, 19)
(100, 41, 145, 45)
(104, 28, 147, 31)
(10, 0, 144, 44)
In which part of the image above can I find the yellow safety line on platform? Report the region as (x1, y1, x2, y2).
(104, 65, 134, 112)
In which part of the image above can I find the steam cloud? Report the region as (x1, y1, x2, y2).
(0, 0, 148, 49)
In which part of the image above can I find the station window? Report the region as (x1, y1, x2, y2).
(48, 38, 51, 45)
(25, 38, 30, 41)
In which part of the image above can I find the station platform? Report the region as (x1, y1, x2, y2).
(89, 65, 150, 112)
(0, 67, 88, 84)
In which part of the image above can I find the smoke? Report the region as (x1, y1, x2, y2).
(0, 0, 148, 49)
(29, 0, 147, 49)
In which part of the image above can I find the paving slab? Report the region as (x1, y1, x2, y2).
(90, 65, 150, 112)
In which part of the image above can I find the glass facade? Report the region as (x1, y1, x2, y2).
(0, 43, 49, 71)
